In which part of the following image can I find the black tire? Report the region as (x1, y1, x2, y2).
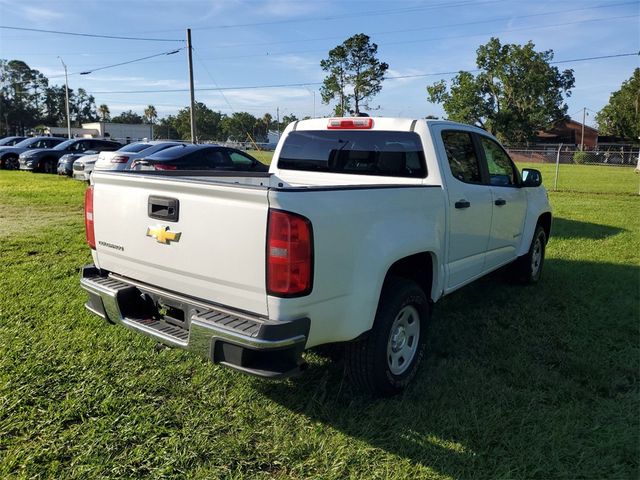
(345, 277, 430, 396)
(4, 155, 19, 170)
(512, 225, 546, 284)
(41, 158, 56, 174)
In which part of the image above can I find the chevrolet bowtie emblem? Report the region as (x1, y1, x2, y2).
(146, 225, 182, 244)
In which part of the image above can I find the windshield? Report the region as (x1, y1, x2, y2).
(53, 139, 77, 150)
(278, 130, 427, 178)
(118, 143, 151, 153)
(13, 138, 39, 148)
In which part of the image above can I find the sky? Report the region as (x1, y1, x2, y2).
(0, 0, 638, 127)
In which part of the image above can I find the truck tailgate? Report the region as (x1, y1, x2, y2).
(91, 172, 270, 316)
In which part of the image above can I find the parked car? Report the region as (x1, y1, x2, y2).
(81, 117, 551, 396)
(72, 154, 99, 181)
(94, 141, 186, 172)
(20, 138, 121, 174)
(57, 140, 121, 176)
(0, 136, 27, 147)
(0, 136, 66, 169)
(130, 144, 268, 171)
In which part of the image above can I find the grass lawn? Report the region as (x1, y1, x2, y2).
(0, 168, 638, 479)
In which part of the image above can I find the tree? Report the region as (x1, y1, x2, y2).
(144, 105, 157, 125)
(320, 33, 389, 116)
(111, 110, 144, 124)
(220, 111, 257, 142)
(427, 37, 575, 144)
(73, 88, 98, 125)
(173, 102, 223, 141)
(595, 68, 640, 140)
(98, 104, 110, 121)
(156, 115, 180, 139)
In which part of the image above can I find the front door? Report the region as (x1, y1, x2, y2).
(478, 135, 527, 270)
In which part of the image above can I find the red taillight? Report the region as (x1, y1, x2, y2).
(110, 155, 130, 163)
(327, 117, 373, 129)
(154, 163, 177, 171)
(267, 210, 313, 297)
(84, 186, 96, 250)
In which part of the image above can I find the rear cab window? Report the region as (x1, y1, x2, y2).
(278, 130, 427, 178)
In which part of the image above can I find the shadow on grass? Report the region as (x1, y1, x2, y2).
(255, 259, 639, 478)
(552, 217, 625, 240)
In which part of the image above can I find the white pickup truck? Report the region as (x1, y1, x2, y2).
(81, 117, 551, 395)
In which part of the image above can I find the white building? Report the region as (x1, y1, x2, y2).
(44, 122, 152, 143)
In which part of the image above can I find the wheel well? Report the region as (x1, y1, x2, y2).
(537, 212, 552, 243)
(384, 252, 434, 301)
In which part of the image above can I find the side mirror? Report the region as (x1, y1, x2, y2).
(521, 168, 542, 187)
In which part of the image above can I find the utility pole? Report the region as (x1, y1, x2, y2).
(186, 28, 197, 144)
(276, 107, 280, 140)
(580, 107, 586, 151)
(58, 56, 72, 139)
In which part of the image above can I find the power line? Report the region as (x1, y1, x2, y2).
(86, 52, 639, 95)
(3, 48, 186, 88)
(188, 1, 639, 50)
(0, 25, 185, 42)
(188, 14, 639, 62)
(77, 49, 183, 75)
(168, 0, 508, 32)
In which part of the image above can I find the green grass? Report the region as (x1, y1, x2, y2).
(1, 168, 638, 479)
(518, 162, 640, 195)
(246, 150, 275, 165)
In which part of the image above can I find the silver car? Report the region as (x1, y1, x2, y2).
(94, 140, 186, 171)
(72, 153, 99, 181)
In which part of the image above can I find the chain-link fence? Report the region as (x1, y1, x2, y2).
(508, 146, 640, 195)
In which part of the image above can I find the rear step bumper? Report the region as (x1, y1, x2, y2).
(80, 265, 309, 378)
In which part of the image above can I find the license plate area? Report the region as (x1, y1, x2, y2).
(156, 299, 186, 328)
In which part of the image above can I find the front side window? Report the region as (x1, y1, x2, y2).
(441, 131, 482, 184)
(480, 136, 518, 186)
(278, 130, 426, 178)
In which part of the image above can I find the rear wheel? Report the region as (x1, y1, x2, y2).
(41, 158, 56, 174)
(345, 277, 429, 396)
(3, 155, 19, 170)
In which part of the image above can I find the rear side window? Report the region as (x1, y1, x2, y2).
(278, 131, 426, 178)
(441, 131, 482, 184)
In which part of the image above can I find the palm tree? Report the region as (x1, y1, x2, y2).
(144, 105, 157, 138)
(262, 113, 273, 143)
(98, 104, 110, 122)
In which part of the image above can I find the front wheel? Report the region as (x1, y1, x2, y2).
(513, 225, 547, 284)
(345, 277, 430, 396)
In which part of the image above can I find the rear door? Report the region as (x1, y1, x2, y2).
(92, 173, 271, 315)
(478, 135, 527, 270)
(437, 129, 493, 290)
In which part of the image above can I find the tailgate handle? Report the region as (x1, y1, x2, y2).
(148, 196, 179, 222)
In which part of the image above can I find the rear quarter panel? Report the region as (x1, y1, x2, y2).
(267, 186, 446, 347)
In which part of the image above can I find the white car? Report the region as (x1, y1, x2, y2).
(72, 153, 99, 181)
(81, 117, 551, 396)
(94, 141, 185, 171)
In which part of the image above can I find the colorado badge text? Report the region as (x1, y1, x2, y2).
(146, 225, 182, 244)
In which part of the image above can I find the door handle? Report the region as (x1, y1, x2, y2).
(494, 198, 506, 206)
(455, 200, 471, 209)
(148, 195, 180, 222)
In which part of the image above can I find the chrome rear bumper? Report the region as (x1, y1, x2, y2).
(80, 265, 309, 378)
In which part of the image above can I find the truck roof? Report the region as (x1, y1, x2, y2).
(291, 117, 485, 133)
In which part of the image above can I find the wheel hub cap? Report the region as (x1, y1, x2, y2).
(386, 305, 421, 375)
